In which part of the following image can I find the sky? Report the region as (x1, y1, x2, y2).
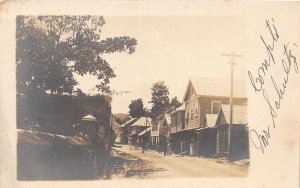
(74, 16, 247, 114)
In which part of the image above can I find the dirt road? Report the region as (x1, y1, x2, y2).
(104, 145, 248, 179)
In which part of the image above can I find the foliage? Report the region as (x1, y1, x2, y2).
(143, 107, 150, 117)
(150, 81, 170, 119)
(128, 98, 146, 118)
(16, 16, 137, 96)
(17, 94, 111, 136)
(75, 88, 87, 98)
(114, 113, 130, 125)
(170, 96, 182, 109)
(115, 117, 123, 125)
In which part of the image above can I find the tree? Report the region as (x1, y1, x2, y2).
(75, 88, 86, 98)
(128, 98, 146, 118)
(16, 16, 137, 96)
(170, 96, 182, 109)
(150, 81, 170, 119)
(114, 113, 130, 125)
(143, 107, 150, 117)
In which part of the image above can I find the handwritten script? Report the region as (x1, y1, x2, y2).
(248, 18, 298, 154)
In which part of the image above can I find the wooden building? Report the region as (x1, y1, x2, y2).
(110, 114, 122, 144)
(119, 118, 138, 144)
(150, 108, 174, 150)
(215, 104, 249, 160)
(129, 117, 151, 145)
(137, 127, 151, 146)
(170, 77, 247, 156)
(170, 104, 186, 154)
(194, 114, 218, 157)
(170, 104, 186, 133)
(150, 119, 160, 149)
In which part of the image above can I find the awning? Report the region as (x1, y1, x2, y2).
(138, 127, 151, 136)
(170, 127, 200, 135)
(128, 133, 137, 137)
(195, 127, 215, 131)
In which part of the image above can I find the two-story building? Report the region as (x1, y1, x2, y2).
(129, 117, 151, 145)
(119, 118, 138, 144)
(171, 77, 247, 155)
(150, 108, 174, 150)
(169, 104, 186, 154)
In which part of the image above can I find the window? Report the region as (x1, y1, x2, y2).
(195, 100, 199, 117)
(189, 102, 192, 119)
(186, 113, 189, 123)
(152, 124, 158, 132)
(185, 103, 189, 118)
(211, 101, 221, 114)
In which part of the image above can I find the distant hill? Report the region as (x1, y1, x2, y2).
(113, 113, 130, 125)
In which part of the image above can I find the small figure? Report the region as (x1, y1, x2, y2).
(163, 136, 168, 156)
(141, 138, 145, 153)
(158, 139, 162, 154)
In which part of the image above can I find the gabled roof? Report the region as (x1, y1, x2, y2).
(183, 77, 247, 101)
(156, 107, 176, 120)
(131, 117, 152, 127)
(205, 114, 218, 127)
(219, 104, 248, 125)
(170, 104, 185, 114)
(120, 118, 138, 128)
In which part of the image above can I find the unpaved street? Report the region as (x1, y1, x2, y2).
(104, 145, 248, 179)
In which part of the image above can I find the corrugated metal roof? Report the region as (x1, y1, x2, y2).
(195, 127, 215, 131)
(120, 118, 138, 127)
(138, 127, 151, 136)
(170, 126, 200, 134)
(189, 77, 247, 98)
(221, 104, 248, 124)
(205, 114, 218, 127)
(131, 117, 152, 127)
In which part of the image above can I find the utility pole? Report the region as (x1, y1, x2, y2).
(221, 51, 243, 159)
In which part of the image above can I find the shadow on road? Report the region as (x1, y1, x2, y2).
(104, 150, 168, 179)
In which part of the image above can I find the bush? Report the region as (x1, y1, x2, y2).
(17, 94, 111, 136)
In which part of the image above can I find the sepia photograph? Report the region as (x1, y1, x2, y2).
(16, 15, 249, 180)
(0, 1, 299, 188)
